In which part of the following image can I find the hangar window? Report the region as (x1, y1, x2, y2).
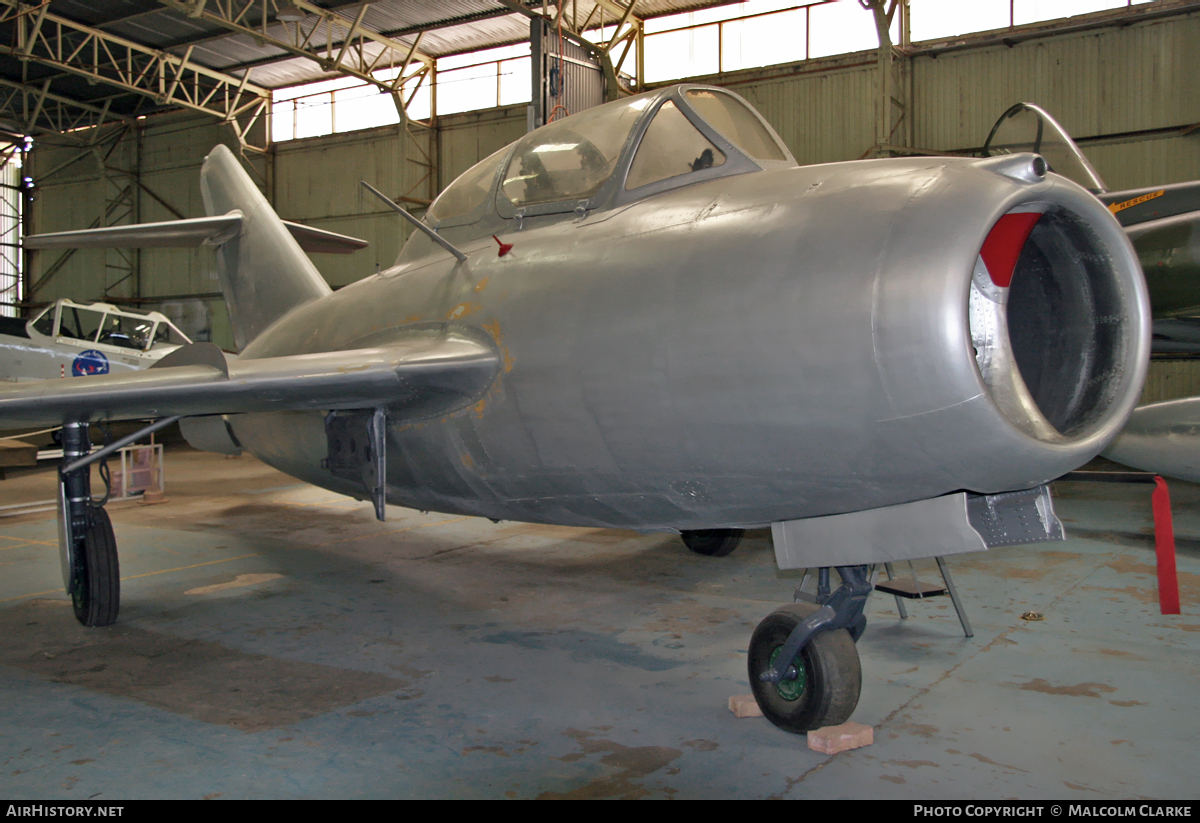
(501, 97, 648, 206)
(428, 147, 508, 221)
(627, 101, 725, 190)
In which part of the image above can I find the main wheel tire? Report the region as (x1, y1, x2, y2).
(681, 528, 744, 557)
(748, 603, 861, 733)
(71, 507, 120, 627)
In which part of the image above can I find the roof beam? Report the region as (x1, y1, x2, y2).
(0, 76, 134, 137)
(0, 0, 270, 128)
(155, 0, 434, 94)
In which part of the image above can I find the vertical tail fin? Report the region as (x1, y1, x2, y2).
(201, 145, 331, 349)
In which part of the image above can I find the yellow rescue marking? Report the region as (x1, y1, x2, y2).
(474, 276, 490, 293)
(185, 573, 283, 595)
(1108, 189, 1164, 214)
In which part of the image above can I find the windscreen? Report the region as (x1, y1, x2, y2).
(984, 103, 1107, 194)
(152, 320, 191, 347)
(501, 95, 653, 206)
(429, 147, 508, 221)
(31, 307, 54, 336)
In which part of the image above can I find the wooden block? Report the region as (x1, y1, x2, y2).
(807, 721, 873, 754)
(728, 694, 763, 718)
(140, 489, 168, 505)
(0, 438, 37, 469)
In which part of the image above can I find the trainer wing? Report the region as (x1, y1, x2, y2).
(0, 336, 500, 427)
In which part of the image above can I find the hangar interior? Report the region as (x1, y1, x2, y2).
(0, 0, 1198, 800)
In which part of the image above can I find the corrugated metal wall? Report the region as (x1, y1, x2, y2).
(728, 60, 879, 166)
(1141, 360, 1200, 404)
(27, 6, 1200, 353)
(910, 11, 1200, 189)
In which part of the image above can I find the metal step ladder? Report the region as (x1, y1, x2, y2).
(874, 558, 973, 637)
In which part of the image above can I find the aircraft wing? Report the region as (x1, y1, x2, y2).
(23, 213, 368, 255)
(0, 338, 499, 428)
(1100, 180, 1200, 227)
(1103, 397, 1200, 483)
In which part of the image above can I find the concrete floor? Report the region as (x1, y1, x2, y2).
(0, 447, 1196, 799)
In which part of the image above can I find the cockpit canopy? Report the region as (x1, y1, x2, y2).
(414, 84, 795, 256)
(29, 299, 192, 352)
(984, 103, 1108, 194)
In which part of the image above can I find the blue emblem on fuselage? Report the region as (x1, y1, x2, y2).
(72, 349, 109, 376)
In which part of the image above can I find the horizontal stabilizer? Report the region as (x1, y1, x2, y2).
(0, 335, 499, 428)
(23, 214, 368, 255)
(281, 221, 369, 254)
(24, 214, 242, 249)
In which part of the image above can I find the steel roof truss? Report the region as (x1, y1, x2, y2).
(157, 0, 435, 100)
(0, 0, 270, 127)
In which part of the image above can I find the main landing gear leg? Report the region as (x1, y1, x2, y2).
(58, 421, 119, 627)
(748, 564, 872, 733)
(56, 415, 182, 627)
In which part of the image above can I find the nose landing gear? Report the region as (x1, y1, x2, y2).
(748, 565, 872, 733)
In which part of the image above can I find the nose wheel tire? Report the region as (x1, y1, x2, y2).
(71, 506, 120, 627)
(681, 528, 744, 557)
(748, 603, 861, 733)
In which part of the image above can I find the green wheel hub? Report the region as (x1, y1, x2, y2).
(768, 645, 807, 701)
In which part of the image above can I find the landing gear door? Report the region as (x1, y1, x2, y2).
(324, 408, 388, 522)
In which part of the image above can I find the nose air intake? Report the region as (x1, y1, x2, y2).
(971, 201, 1140, 441)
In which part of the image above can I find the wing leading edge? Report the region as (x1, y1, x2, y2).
(0, 336, 500, 428)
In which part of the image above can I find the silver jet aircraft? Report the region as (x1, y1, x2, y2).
(2, 85, 1150, 734)
(983, 103, 1200, 485)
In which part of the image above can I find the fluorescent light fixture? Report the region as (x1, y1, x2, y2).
(276, 1, 305, 23)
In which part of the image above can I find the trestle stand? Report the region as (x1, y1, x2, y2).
(748, 565, 871, 733)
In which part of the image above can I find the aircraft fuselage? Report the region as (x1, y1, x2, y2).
(227, 156, 1142, 530)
